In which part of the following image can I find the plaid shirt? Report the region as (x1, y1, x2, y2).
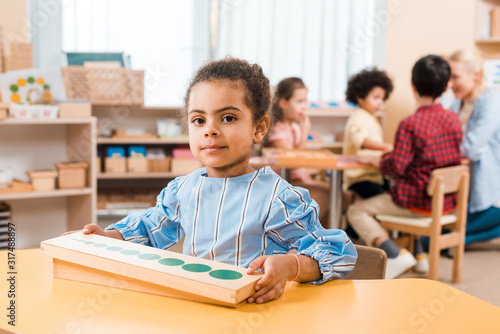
(380, 103, 462, 213)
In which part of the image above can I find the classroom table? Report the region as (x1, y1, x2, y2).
(252, 150, 367, 229)
(2, 249, 499, 334)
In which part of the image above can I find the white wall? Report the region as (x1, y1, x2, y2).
(384, 0, 477, 142)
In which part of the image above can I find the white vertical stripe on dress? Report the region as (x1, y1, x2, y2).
(191, 177, 205, 257)
(235, 170, 260, 266)
(261, 178, 282, 256)
(210, 178, 228, 261)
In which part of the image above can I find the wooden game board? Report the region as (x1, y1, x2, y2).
(261, 148, 337, 169)
(40, 233, 263, 308)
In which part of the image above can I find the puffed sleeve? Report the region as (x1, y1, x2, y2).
(347, 122, 368, 150)
(105, 177, 184, 250)
(264, 186, 357, 284)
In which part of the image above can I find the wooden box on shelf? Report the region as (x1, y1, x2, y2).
(0, 103, 8, 120)
(26, 170, 58, 191)
(171, 159, 203, 174)
(58, 101, 91, 118)
(0, 180, 33, 194)
(54, 162, 89, 189)
(127, 158, 148, 173)
(96, 157, 102, 174)
(105, 158, 126, 174)
(148, 158, 171, 172)
(491, 7, 500, 38)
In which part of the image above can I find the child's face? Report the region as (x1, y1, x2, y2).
(279, 87, 308, 122)
(187, 80, 269, 178)
(357, 86, 386, 114)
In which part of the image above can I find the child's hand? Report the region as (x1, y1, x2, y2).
(382, 144, 394, 155)
(246, 255, 296, 304)
(357, 154, 381, 167)
(61, 224, 107, 237)
(299, 115, 311, 133)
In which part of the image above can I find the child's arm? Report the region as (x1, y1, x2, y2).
(297, 115, 311, 149)
(103, 180, 183, 248)
(246, 254, 321, 304)
(379, 119, 414, 177)
(361, 138, 393, 154)
(270, 138, 294, 150)
(247, 186, 357, 303)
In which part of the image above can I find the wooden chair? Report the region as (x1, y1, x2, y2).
(345, 245, 387, 279)
(375, 165, 470, 283)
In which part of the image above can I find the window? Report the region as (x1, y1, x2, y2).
(216, 0, 386, 101)
(53, 0, 386, 105)
(62, 0, 209, 106)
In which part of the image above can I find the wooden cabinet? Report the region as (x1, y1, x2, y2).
(0, 118, 96, 248)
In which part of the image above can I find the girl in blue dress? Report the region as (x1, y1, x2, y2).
(75, 58, 357, 304)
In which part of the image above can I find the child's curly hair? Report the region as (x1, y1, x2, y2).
(345, 68, 393, 105)
(183, 57, 271, 123)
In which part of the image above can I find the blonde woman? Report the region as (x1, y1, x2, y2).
(448, 50, 500, 245)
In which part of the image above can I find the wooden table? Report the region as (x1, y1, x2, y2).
(252, 150, 367, 229)
(2, 249, 499, 334)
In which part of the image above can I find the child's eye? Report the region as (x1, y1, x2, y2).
(191, 117, 205, 125)
(222, 115, 236, 123)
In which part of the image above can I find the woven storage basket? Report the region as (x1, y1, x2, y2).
(62, 66, 144, 106)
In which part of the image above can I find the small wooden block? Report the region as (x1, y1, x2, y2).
(0, 179, 33, 194)
(41, 233, 263, 308)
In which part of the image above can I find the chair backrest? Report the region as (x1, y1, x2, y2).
(426, 165, 470, 234)
(344, 245, 387, 280)
(427, 165, 469, 196)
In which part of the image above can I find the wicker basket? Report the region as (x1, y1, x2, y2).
(62, 66, 144, 106)
(4, 43, 33, 72)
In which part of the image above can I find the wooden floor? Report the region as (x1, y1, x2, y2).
(401, 239, 500, 307)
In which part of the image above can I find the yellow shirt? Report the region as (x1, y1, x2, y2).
(342, 108, 384, 188)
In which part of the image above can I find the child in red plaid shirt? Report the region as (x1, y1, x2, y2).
(347, 55, 462, 279)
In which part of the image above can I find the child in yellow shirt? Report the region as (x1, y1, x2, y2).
(343, 68, 394, 199)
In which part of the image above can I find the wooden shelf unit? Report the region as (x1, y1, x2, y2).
(0, 117, 97, 248)
(93, 106, 187, 224)
(305, 108, 385, 152)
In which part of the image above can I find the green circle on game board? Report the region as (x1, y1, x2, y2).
(84, 241, 95, 245)
(182, 264, 212, 273)
(158, 258, 185, 266)
(209, 270, 243, 280)
(93, 243, 107, 248)
(120, 249, 140, 256)
(138, 253, 161, 260)
(106, 246, 122, 251)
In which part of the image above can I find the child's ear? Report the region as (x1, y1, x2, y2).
(278, 98, 287, 111)
(253, 115, 270, 144)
